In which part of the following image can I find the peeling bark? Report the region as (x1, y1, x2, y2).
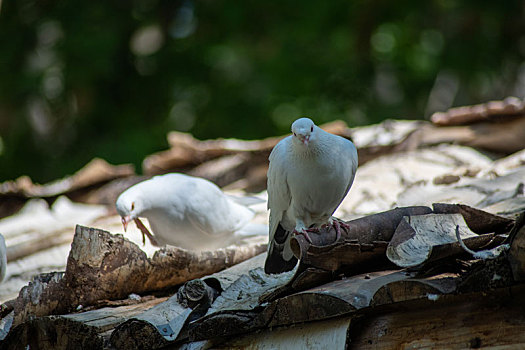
(4, 298, 165, 350)
(507, 212, 525, 281)
(11, 225, 266, 327)
(290, 206, 433, 271)
(431, 97, 525, 125)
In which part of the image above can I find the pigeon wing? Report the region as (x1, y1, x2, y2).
(265, 138, 298, 274)
(338, 137, 359, 208)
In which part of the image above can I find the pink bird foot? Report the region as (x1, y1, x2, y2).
(134, 218, 160, 246)
(293, 229, 313, 244)
(293, 226, 322, 244)
(331, 218, 350, 243)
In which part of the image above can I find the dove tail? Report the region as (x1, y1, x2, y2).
(264, 223, 298, 274)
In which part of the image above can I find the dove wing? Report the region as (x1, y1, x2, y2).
(339, 137, 359, 206)
(267, 138, 292, 242)
(264, 138, 299, 274)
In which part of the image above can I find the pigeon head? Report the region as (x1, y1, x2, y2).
(115, 190, 142, 232)
(291, 117, 316, 146)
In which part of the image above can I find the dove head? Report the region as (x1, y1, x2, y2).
(115, 190, 143, 232)
(291, 117, 316, 146)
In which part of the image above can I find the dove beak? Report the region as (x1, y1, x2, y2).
(301, 135, 310, 146)
(121, 216, 132, 232)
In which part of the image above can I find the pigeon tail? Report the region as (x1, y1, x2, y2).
(264, 223, 298, 274)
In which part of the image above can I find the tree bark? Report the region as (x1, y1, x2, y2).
(11, 225, 266, 327)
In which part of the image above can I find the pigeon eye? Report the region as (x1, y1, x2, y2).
(293, 132, 296, 136)
(310, 126, 313, 132)
(131, 202, 135, 211)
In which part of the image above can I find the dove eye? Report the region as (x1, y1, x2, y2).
(131, 202, 135, 211)
(293, 132, 296, 136)
(310, 126, 313, 132)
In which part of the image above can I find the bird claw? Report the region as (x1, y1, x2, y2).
(307, 226, 320, 233)
(293, 229, 313, 244)
(133, 218, 160, 246)
(331, 218, 349, 243)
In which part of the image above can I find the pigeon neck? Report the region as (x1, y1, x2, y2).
(292, 135, 323, 156)
(296, 146, 321, 161)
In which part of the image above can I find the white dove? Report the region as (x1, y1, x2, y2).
(116, 173, 260, 251)
(0, 233, 6, 283)
(265, 117, 358, 274)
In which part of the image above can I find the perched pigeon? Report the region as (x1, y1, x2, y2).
(116, 173, 260, 251)
(265, 117, 358, 274)
(0, 233, 6, 283)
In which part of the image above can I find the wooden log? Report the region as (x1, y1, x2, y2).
(0, 158, 134, 199)
(6, 229, 73, 262)
(420, 117, 525, 154)
(213, 316, 351, 349)
(202, 253, 267, 292)
(189, 270, 459, 341)
(188, 152, 270, 191)
(11, 225, 266, 327)
(81, 176, 149, 207)
(505, 212, 525, 282)
(142, 121, 349, 176)
(188, 267, 295, 341)
(187, 252, 519, 345)
(289, 206, 433, 271)
(188, 310, 263, 341)
(110, 293, 193, 349)
(347, 285, 525, 349)
(387, 214, 494, 268)
(202, 285, 525, 349)
(396, 167, 525, 218)
(350, 120, 426, 165)
(431, 96, 525, 126)
(0, 197, 26, 222)
(2, 196, 106, 264)
(432, 203, 514, 234)
(290, 205, 513, 273)
(266, 205, 512, 302)
(3, 297, 166, 350)
(262, 270, 457, 328)
(457, 254, 514, 293)
(109, 254, 281, 349)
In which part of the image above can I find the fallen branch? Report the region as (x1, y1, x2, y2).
(4, 297, 166, 349)
(143, 121, 349, 176)
(431, 97, 525, 126)
(6, 229, 73, 262)
(11, 225, 266, 327)
(290, 206, 433, 271)
(109, 254, 278, 349)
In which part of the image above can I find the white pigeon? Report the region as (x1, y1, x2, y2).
(116, 173, 260, 251)
(265, 117, 358, 274)
(0, 233, 6, 283)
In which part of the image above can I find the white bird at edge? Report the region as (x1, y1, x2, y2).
(0, 233, 6, 283)
(116, 173, 263, 251)
(265, 117, 358, 274)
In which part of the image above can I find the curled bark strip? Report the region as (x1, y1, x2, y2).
(289, 206, 433, 271)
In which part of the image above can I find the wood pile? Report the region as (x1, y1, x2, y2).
(0, 97, 524, 348)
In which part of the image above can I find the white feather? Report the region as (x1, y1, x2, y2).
(116, 173, 258, 251)
(267, 118, 358, 264)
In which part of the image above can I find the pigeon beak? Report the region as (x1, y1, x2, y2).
(121, 216, 131, 232)
(302, 135, 310, 146)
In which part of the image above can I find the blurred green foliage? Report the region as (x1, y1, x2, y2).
(0, 0, 524, 182)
